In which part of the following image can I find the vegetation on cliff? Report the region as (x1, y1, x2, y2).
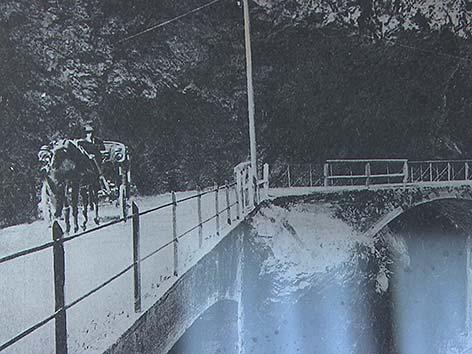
(0, 0, 471, 226)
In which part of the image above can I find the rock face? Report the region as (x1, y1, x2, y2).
(1, 0, 472, 226)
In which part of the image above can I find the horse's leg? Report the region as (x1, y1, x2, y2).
(54, 184, 65, 220)
(71, 182, 79, 233)
(41, 181, 53, 226)
(64, 204, 71, 234)
(80, 186, 88, 230)
(64, 184, 72, 234)
(89, 185, 94, 211)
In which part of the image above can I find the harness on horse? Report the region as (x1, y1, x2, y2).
(38, 139, 111, 194)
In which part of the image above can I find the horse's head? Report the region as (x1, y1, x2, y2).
(38, 145, 52, 175)
(49, 140, 69, 170)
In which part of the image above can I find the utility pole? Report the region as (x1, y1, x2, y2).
(242, 0, 258, 186)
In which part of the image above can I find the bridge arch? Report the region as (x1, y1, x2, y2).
(168, 299, 239, 354)
(363, 188, 472, 238)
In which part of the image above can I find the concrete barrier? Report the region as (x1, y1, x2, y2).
(105, 223, 246, 354)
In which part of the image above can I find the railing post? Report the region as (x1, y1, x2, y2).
(263, 163, 270, 191)
(197, 187, 203, 248)
(247, 167, 255, 209)
(323, 162, 329, 187)
(467, 234, 472, 335)
(365, 162, 371, 186)
(466, 162, 469, 181)
(240, 170, 246, 212)
(131, 202, 141, 313)
(119, 166, 128, 222)
(429, 162, 433, 182)
(386, 163, 390, 184)
(225, 181, 231, 225)
(172, 191, 178, 277)
(448, 162, 452, 181)
(309, 163, 313, 187)
(215, 183, 220, 236)
(253, 167, 259, 206)
(52, 221, 68, 354)
(287, 165, 291, 188)
(234, 168, 242, 219)
(403, 161, 409, 185)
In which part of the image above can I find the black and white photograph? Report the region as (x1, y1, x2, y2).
(1, 0, 472, 353)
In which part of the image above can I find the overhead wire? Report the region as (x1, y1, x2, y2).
(115, 0, 471, 64)
(320, 29, 472, 63)
(370, 34, 472, 63)
(116, 0, 226, 45)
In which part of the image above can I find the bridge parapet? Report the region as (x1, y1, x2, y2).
(270, 159, 472, 189)
(269, 182, 472, 239)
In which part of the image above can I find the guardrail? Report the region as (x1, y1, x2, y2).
(324, 159, 408, 186)
(271, 159, 472, 188)
(0, 161, 268, 353)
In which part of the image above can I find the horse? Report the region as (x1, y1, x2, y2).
(41, 139, 101, 233)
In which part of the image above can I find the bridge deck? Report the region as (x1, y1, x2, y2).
(268, 180, 472, 198)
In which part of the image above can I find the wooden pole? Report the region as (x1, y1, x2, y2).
(448, 162, 452, 181)
(172, 192, 178, 277)
(466, 162, 469, 181)
(197, 187, 203, 248)
(131, 202, 141, 313)
(242, 0, 257, 192)
(52, 221, 68, 354)
(225, 181, 231, 225)
(429, 162, 433, 182)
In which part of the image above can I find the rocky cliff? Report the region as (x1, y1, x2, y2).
(1, 0, 471, 225)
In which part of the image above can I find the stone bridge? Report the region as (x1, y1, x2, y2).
(269, 181, 472, 237)
(105, 177, 472, 353)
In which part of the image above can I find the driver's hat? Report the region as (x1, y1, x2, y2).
(83, 124, 95, 133)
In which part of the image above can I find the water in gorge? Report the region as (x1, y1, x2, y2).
(170, 199, 472, 354)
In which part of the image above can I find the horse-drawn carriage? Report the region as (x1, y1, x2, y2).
(39, 139, 131, 232)
(100, 140, 131, 207)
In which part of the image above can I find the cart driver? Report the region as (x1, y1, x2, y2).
(79, 124, 110, 193)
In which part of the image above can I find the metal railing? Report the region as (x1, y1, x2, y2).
(274, 159, 472, 188)
(324, 159, 408, 186)
(0, 161, 264, 353)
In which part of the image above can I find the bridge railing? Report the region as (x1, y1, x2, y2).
(269, 163, 325, 188)
(408, 160, 472, 183)
(324, 159, 408, 186)
(0, 161, 267, 353)
(273, 159, 472, 188)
